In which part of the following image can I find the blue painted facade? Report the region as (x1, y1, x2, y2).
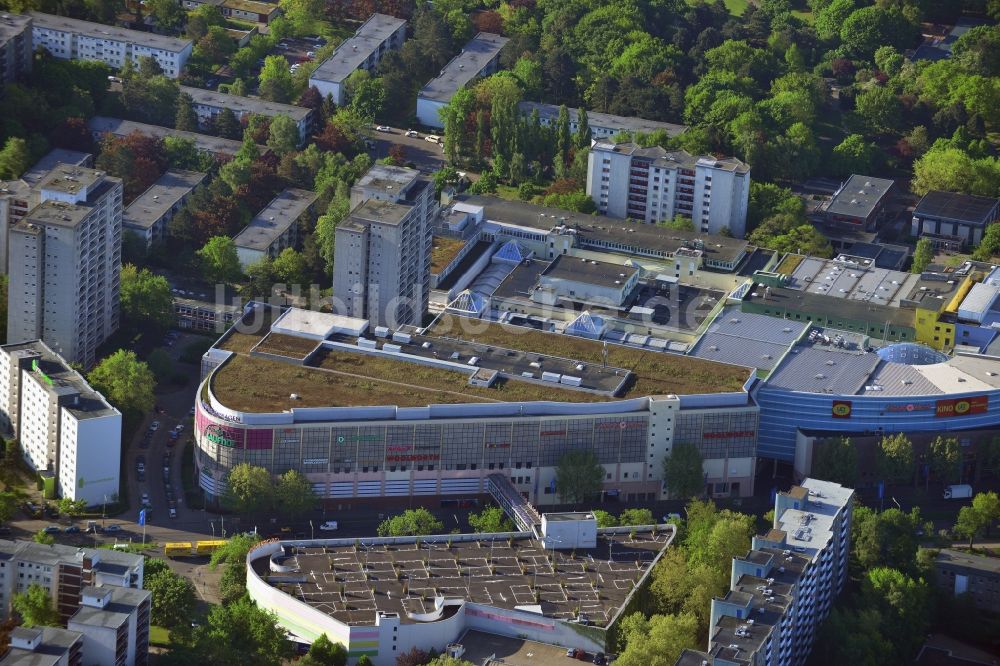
(754, 386, 1000, 461)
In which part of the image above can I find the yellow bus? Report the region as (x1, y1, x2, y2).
(195, 540, 226, 555)
(164, 542, 193, 558)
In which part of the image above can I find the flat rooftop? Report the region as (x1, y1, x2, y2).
(915, 190, 1000, 226)
(591, 140, 750, 175)
(180, 85, 310, 121)
(457, 630, 582, 666)
(518, 101, 688, 138)
(310, 13, 405, 84)
(70, 588, 150, 630)
(353, 164, 419, 198)
(21, 178, 120, 230)
(30, 11, 191, 52)
(935, 549, 1000, 575)
(88, 117, 253, 157)
(689, 306, 806, 371)
(123, 169, 205, 230)
(233, 188, 317, 252)
(0, 12, 30, 44)
(458, 195, 750, 265)
(776, 479, 852, 556)
(4, 627, 80, 666)
(427, 316, 752, 396)
(345, 198, 411, 229)
(430, 236, 467, 273)
(744, 283, 914, 328)
(36, 164, 104, 196)
(825, 174, 894, 220)
(20, 149, 92, 186)
(252, 529, 671, 628)
(541, 255, 638, 289)
(418, 32, 509, 103)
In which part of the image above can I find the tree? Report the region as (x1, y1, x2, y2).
(972, 491, 1000, 536)
(88, 350, 156, 415)
(348, 73, 385, 122)
(0, 137, 30, 179)
(840, 6, 917, 61)
(271, 247, 308, 286)
(259, 56, 296, 103)
(267, 114, 300, 155)
(32, 529, 55, 545)
(148, 0, 185, 30)
(851, 505, 921, 573)
(120, 264, 174, 329)
(303, 634, 347, 666)
(224, 463, 274, 514)
(614, 612, 699, 666)
(197, 236, 243, 284)
(816, 0, 859, 41)
(831, 134, 880, 179)
(855, 86, 901, 134)
(0, 491, 19, 524)
(861, 567, 931, 662)
(811, 437, 858, 487)
(274, 470, 316, 518)
(911, 239, 933, 274)
(215, 108, 242, 140)
(591, 510, 618, 528)
(912, 147, 1000, 198)
(12, 585, 60, 628)
(184, 596, 291, 666)
(813, 607, 895, 666)
(377, 508, 444, 537)
(555, 450, 604, 505)
(662, 442, 704, 499)
(955, 505, 986, 549)
(314, 195, 350, 273)
(196, 26, 236, 64)
(144, 562, 196, 628)
(555, 104, 572, 166)
(877, 433, 914, 485)
(57, 497, 86, 516)
(395, 646, 430, 666)
(424, 657, 474, 666)
(929, 435, 961, 484)
(575, 108, 592, 149)
(619, 508, 654, 526)
(660, 216, 695, 231)
(175, 93, 199, 132)
(467, 506, 514, 533)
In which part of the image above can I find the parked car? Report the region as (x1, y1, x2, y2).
(150, 421, 160, 431)
(566, 648, 586, 660)
(43, 525, 61, 534)
(136, 462, 145, 473)
(104, 525, 122, 533)
(319, 521, 338, 531)
(175, 424, 185, 433)
(140, 493, 150, 506)
(375, 125, 391, 132)
(63, 526, 79, 534)
(425, 135, 441, 144)
(592, 653, 607, 665)
(405, 129, 419, 137)
(169, 507, 177, 519)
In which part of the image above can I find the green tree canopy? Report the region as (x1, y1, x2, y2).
(300, 634, 347, 666)
(591, 509, 618, 528)
(556, 450, 604, 505)
(120, 264, 174, 329)
(928, 435, 960, 484)
(851, 505, 921, 573)
(197, 236, 243, 284)
(467, 506, 514, 533)
(88, 350, 156, 415)
(12, 584, 60, 627)
(619, 508, 654, 526)
(144, 560, 196, 628)
(274, 469, 316, 518)
(0, 136, 30, 179)
(662, 441, 704, 499)
(258, 55, 296, 103)
(377, 508, 444, 537)
(614, 611, 699, 666)
(266, 114, 300, 155)
(911, 238, 934, 274)
(877, 433, 914, 484)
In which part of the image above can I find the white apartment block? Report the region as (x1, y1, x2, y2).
(587, 140, 750, 238)
(677, 478, 854, 666)
(0, 341, 122, 507)
(0, 13, 32, 84)
(68, 586, 151, 666)
(29, 11, 192, 78)
(4, 626, 83, 666)
(233, 187, 317, 269)
(333, 165, 434, 328)
(179, 85, 313, 144)
(416, 32, 508, 129)
(309, 13, 406, 106)
(0, 149, 92, 274)
(517, 102, 689, 141)
(7, 165, 122, 368)
(0, 539, 143, 623)
(123, 169, 205, 248)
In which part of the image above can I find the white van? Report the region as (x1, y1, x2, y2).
(425, 135, 441, 144)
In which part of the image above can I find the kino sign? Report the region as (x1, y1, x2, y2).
(205, 424, 236, 448)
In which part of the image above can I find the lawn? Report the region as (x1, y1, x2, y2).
(149, 625, 172, 647)
(427, 316, 751, 396)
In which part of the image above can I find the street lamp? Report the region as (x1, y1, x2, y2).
(102, 495, 108, 528)
(309, 520, 314, 540)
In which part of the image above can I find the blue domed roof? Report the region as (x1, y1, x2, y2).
(876, 343, 947, 365)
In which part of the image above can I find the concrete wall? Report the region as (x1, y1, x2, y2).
(62, 410, 121, 506)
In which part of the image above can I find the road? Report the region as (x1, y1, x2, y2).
(365, 125, 446, 174)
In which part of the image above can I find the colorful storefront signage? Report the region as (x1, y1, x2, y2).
(831, 401, 852, 418)
(935, 396, 988, 418)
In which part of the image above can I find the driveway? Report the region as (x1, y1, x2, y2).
(365, 125, 446, 174)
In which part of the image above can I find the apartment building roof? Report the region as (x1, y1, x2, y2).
(776, 479, 852, 555)
(233, 188, 317, 252)
(518, 101, 689, 138)
(935, 549, 1000, 576)
(459, 195, 750, 265)
(592, 140, 750, 174)
(915, 190, 1000, 226)
(826, 174, 894, 220)
(354, 163, 420, 196)
(29, 11, 191, 52)
(221, 0, 279, 15)
(21, 176, 120, 232)
(180, 85, 310, 121)
(0, 12, 31, 44)
(0, 341, 120, 420)
(344, 198, 412, 229)
(310, 13, 406, 85)
(36, 164, 104, 196)
(418, 32, 509, 102)
(4, 627, 81, 666)
(124, 169, 206, 230)
(88, 116, 254, 157)
(20, 149, 92, 186)
(70, 587, 151, 630)
(0, 538, 141, 569)
(541, 254, 639, 289)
